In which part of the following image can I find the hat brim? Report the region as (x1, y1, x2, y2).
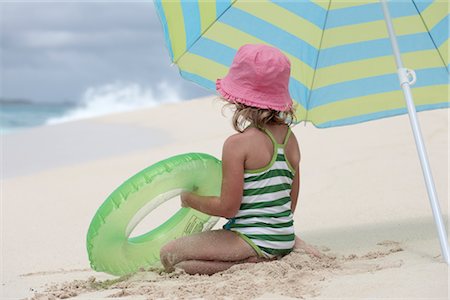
(216, 78, 293, 112)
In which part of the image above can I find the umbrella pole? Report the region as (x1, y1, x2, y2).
(379, 0, 449, 264)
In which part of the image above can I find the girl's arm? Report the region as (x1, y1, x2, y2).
(290, 166, 300, 213)
(181, 135, 245, 218)
(290, 135, 301, 213)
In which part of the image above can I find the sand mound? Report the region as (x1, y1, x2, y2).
(30, 241, 404, 300)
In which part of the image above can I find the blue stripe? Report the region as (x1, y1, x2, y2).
(216, 0, 232, 18)
(189, 37, 237, 67)
(153, 0, 173, 61)
(430, 14, 449, 47)
(412, 0, 434, 13)
(289, 78, 309, 109)
(272, 0, 327, 29)
(316, 102, 450, 128)
(327, 2, 419, 28)
(327, 3, 383, 28)
(180, 70, 216, 91)
(318, 32, 435, 68)
(180, 1, 201, 50)
(219, 7, 318, 68)
(310, 67, 449, 108)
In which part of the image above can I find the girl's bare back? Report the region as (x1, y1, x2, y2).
(240, 124, 300, 172)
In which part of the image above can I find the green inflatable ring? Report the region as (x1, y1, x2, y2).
(86, 153, 222, 276)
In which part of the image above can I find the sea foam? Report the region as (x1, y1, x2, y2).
(46, 81, 180, 125)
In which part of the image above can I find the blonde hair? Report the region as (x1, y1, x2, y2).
(221, 98, 297, 133)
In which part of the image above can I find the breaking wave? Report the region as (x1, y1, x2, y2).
(46, 81, 181, 124)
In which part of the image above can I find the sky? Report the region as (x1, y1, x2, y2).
(0, 1, 214, 104)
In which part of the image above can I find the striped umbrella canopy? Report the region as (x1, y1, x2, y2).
(154, 0, 448, 128)
(154, 0, 450, 263)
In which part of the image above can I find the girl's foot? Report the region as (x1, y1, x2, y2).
(294, 236, 323, 258)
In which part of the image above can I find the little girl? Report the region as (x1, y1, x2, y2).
(160, 44, 319, 275)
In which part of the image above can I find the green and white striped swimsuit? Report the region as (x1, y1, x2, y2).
(223, 127, 296, 259)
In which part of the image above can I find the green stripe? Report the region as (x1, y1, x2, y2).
(245, 233, 295, 242)
(243, 183, 291, 196)
(258, 246, 294, 256)
(234, 209, 292, 220)
(240, 197, 291, 210)
(276, 154, 286, 161)
(230, 220, 294, 229)
(244, 169, 294, 182)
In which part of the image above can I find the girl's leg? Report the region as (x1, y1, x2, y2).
(174, 260, 244, 275)
(294, 236, 323, 258)
(160, 229, 261, 275)
(175, 255, 269, 275)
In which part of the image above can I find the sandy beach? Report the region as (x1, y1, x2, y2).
(1, 96, 448, 299)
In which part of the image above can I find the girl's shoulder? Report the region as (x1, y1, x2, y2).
(225, 125, 300, 149)
(242, 126, 265, 136)
(224, 127, 264, 147)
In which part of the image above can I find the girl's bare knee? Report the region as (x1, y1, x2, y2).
(160, 242, 178, 272)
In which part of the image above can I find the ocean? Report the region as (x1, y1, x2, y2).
(0, 101, 76, 134)
(0, 82, 184, 134)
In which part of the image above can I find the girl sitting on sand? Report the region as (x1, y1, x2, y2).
(160, 44, 320, 275)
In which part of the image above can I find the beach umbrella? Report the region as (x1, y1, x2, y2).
(154, 0, 450, 263)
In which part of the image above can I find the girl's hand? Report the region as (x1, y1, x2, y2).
(180, 191, 190, 208)
(181, 186, 199, 208)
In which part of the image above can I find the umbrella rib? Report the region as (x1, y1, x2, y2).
(173, 0, 238, 65)
(411, 0, 448, 73)
(304, 0, 332, 125)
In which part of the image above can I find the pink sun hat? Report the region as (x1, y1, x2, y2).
(216, 44, 293, 112)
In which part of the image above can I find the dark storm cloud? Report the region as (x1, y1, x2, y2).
(0, 1, 213, 103)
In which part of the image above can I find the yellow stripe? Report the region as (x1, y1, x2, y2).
(313, 0, 389, 11)
(177, 52, 228, 83)
(234, 0, 323, 45)
(322, 15, 425, 49)
(328, 0, 378, 10)
(438, 39, 448, 66)
(310, 0, 329, 10)
(308, 85, 449, 125)
(162, 0, 186, 62)
(310, 0, 379, 11)
(421, 1, 449, 29)
(403, 48, 447, 70)
(314, 49, 445, 89)
(198, 0, 217, 34)
(203, 22, 315, 90)
(294, 104, 307, 123)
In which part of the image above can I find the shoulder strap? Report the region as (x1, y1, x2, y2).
(262, 128, 278, 145)
(282, 127, 292, 146)
(262, 127, 291, 147)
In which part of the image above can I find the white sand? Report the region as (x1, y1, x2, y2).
(1, 96, 448, 299)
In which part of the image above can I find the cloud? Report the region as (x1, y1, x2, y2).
(0, 1, 213, 103)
